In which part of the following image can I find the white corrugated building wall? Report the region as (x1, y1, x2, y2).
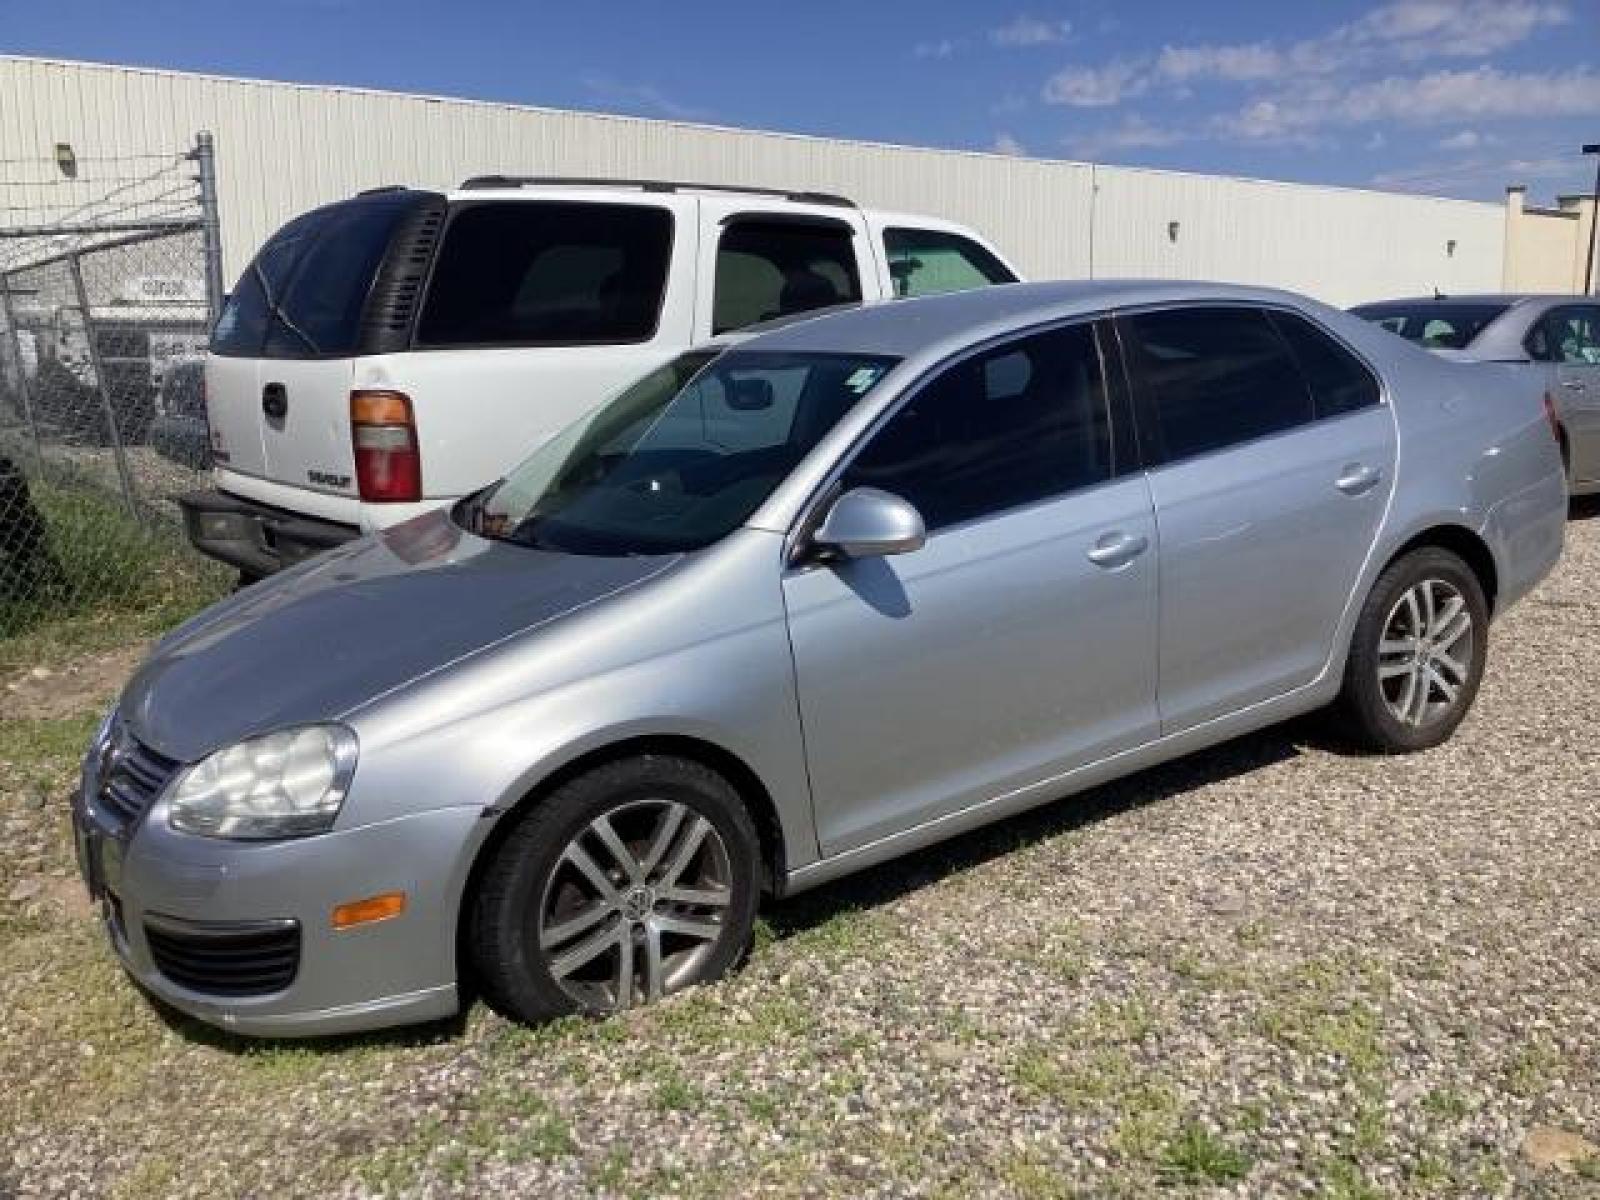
(0, 55, 1508, 306)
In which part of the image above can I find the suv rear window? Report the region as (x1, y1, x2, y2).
(416, 202, 674, 347)
(211, 197, 411, 358)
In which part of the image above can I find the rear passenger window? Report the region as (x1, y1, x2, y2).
(845, 323, 1110, 531)
(1123, 306, 1312, 464)
(884, 227, 1015, 298)
(713, 220, 861, 334)
(417, 202, 673, 347)
(211, 209, 322, 356)
(1267, 310, 1381, 418)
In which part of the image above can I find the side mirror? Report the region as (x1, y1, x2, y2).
(812, 487, 926, 559)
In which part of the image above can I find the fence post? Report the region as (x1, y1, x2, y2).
(0, 273, 47, 476)
(66, 251, 140, 520)
(192, 131, 225, 325)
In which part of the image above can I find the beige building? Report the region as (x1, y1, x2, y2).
(1503, 186, 1598, 294)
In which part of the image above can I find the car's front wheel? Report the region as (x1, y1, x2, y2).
(1335, 546, 1488, 753)
(468, 755, 760, 1024)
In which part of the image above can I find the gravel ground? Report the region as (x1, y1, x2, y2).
(3, 512, 1599, 1199)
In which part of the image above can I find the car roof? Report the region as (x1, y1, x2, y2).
(733, 279, 1327, 361)
(1352, 294, 1578, 307)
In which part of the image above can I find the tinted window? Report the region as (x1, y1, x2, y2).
(261, 200, 409, 357)
(418, 202, 673, 347)
(210, 208, 323, 356)
(1124, 306, 1312, 463)
(884, 227, 1016, 298)
(713, 220, 861, 334)
(1530, 306, 1600, 365)
(464, 351, 895, 555)
(845, 323, 1110, 531)
(212, 202, 407, 358)
(1268, 310, 1381, 418)
(1349, 302, 1510, 350)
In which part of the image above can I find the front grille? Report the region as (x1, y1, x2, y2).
(144, 917, 301, 997)
(95, 725, 180, 831)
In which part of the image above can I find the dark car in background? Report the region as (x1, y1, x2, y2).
(148, 358, 210, 470)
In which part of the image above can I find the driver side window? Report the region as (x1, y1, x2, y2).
(844, 323, 1112, 532)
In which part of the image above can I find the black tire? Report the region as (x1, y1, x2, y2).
(468, 755, 761, 1025)
(1334, 546, 1488, 753)
(234, 570, 263, 591)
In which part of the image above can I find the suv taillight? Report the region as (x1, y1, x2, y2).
(351, 390, 421, 502)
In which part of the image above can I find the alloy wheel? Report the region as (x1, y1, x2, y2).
(1376, 578, 1475, 729)
(538, 799, 732, 1012)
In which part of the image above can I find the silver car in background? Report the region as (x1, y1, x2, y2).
(75, 281, 1566, 1037)
(1350, 295, 1600, 494)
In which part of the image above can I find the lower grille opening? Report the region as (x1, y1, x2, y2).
(144, 916, 301, 997)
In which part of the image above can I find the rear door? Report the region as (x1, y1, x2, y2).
(1118, 304, 1394, 732)
(255, 196, 423, 497)
(205, 194, 421, 497)
(694, 197, 876, 339)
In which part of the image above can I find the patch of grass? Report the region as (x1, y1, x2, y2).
(1318, 1158, 1384, 1200)
(0, 711, 100, 770)
(1420, 1086, 1470, 1121)
(1109, 1084, 1181, 1163)
(1504, 1035, 1561, 1097)
(1157, 1124, 1252, 1186)
(652, 1066, 701, 1113)
(0, 479, 227, 644)
(998, 1152, 1076, 1199)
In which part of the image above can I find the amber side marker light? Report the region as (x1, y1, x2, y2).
(332, 892, 407, 930)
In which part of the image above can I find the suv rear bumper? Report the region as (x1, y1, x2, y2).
(179, 489, 360, 576)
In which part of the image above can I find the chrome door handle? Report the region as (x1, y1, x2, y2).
(1335, 464, 1382, 496)
(1561, 380, 1586, 391)
(1086, 531, 1149, 568)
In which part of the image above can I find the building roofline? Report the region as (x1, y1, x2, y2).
(0, 53, 1507, 213)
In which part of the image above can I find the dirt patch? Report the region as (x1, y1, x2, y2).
(0, 642, 147, 722)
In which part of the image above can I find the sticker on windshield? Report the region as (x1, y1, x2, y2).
(844, 366, 887, 395)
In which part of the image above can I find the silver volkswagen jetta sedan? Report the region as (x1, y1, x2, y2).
(75, 281, 1566, 1036)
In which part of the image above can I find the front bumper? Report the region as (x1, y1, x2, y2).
(178, 489, 359, 577)
(72, 781, 485, 1038)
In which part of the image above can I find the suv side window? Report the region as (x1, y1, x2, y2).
(1267, 309, 1381, 418)
(884, 227, 1016, 298)
(1122, 305, 1313, 464)
(417, 202, 674, 347)
(845, 322, 1111, 531)
(713, 219, 861, 334)
(1532, 306, 1600, 365)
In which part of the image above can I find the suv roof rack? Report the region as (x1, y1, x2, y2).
(456, 175, 856, 208)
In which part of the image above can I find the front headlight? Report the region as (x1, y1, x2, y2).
(167, 725, 358, 840)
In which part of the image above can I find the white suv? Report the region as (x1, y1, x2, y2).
(182, 177, 1020, 576)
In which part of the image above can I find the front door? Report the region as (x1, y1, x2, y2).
(782, 321, 1160, 855)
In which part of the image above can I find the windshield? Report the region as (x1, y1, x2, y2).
(458, 348, 899, 555)
(1349, 302, 1510, 350)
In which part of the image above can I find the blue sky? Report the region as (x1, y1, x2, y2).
(5, 0, 1598, 201)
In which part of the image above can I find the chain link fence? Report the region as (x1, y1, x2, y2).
(0, 134, 231, 638)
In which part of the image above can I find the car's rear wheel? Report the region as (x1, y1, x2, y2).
(468, 756, 760, 1024)
(1335, 546, 1488, 753)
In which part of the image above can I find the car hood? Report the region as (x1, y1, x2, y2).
(123, 511, 679, 762)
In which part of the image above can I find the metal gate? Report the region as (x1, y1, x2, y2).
(0, 132, 230, 637)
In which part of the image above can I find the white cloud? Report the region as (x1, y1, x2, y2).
(1154, 42, 1284, 84)
(1349, 0, 1569, 59)
(1042, 60, 1148, 107)
(1065, 115, 1185, 158)
(991, 132, 1028, 156)
(913, 38, 957, 60)
(1437, 129, 1489, 150)
(991, 15, 1072, 47)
